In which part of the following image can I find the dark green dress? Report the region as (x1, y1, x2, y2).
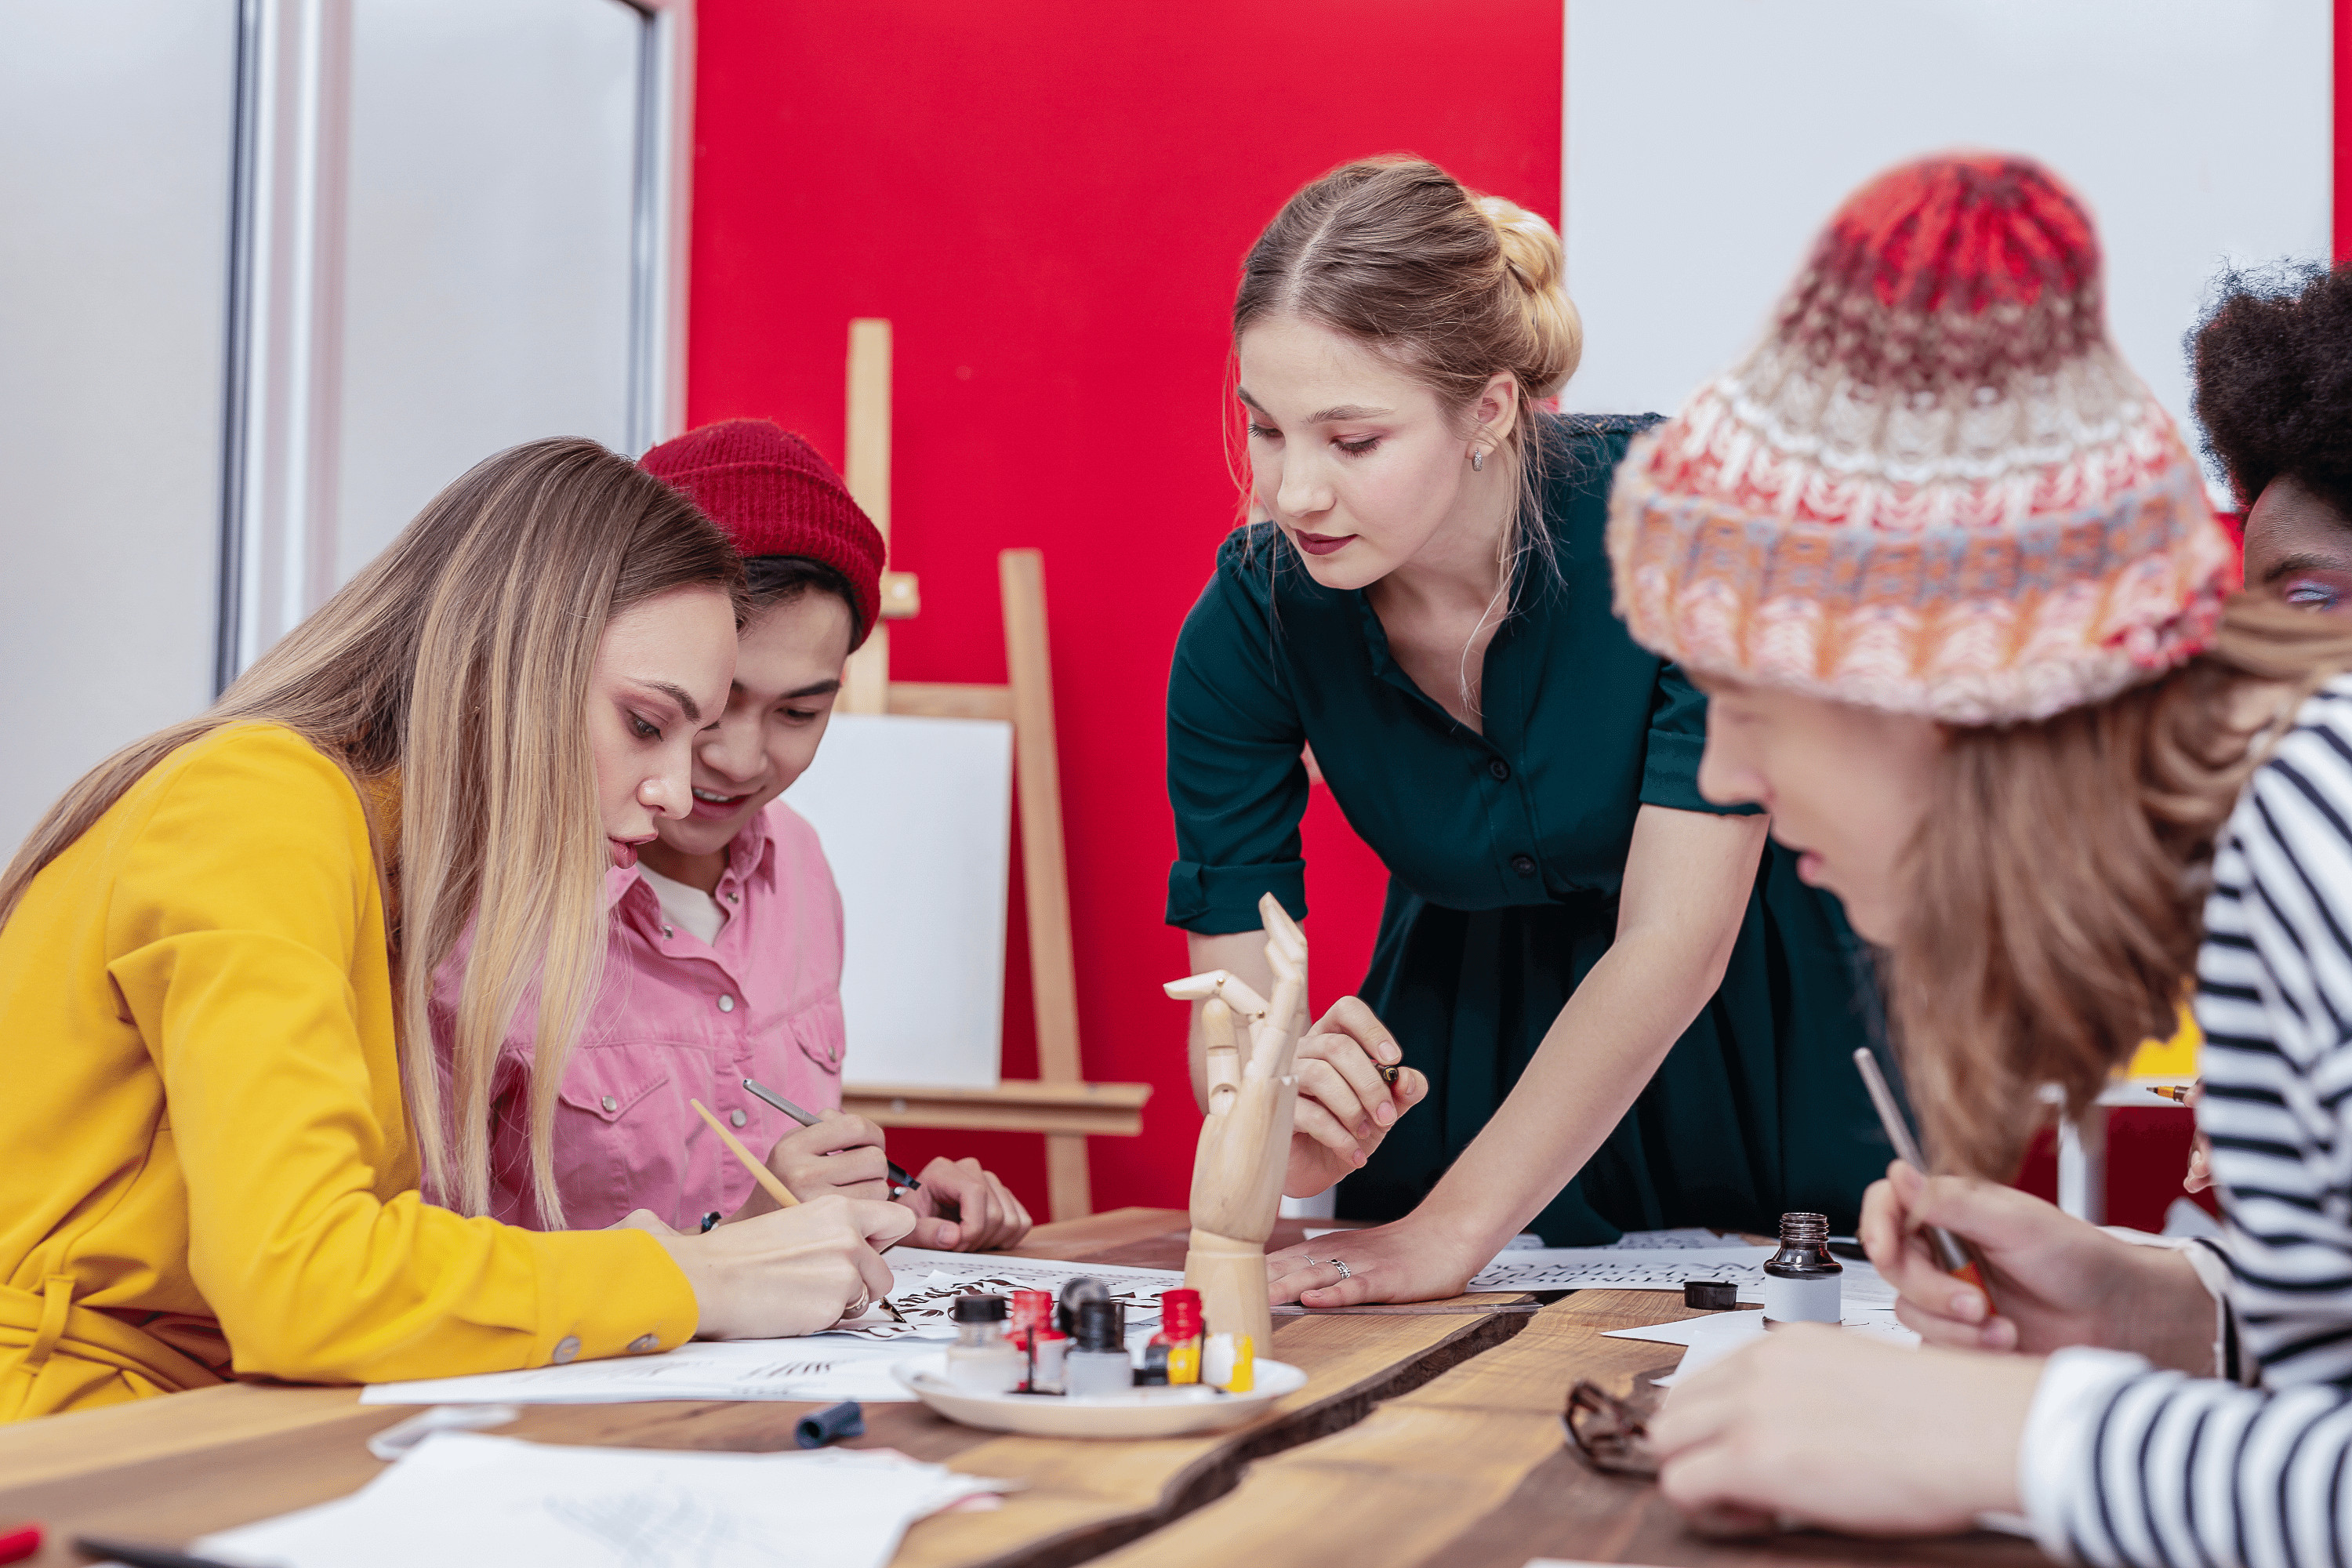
(1163, 414, 1891, 1243)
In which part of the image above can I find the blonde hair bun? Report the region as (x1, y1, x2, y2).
(1473, 194, 1581, 397)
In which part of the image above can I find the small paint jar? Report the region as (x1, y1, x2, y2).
(945, 1293, 1024, 1394)
(1761, 1211, 1842, 1326)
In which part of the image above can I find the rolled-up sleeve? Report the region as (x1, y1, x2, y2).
(1639, 659, 1759, 817)
(1166, 541, 1311, 935)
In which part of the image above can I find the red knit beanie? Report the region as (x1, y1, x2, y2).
(640, 419, 886, 646)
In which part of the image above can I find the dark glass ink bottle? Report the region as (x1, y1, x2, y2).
(1761, 1210, 1842, 1326)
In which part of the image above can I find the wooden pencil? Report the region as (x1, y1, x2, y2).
(691, 1098, 800, 1209)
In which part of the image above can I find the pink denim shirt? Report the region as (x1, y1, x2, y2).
(429, 800, 848, 1231)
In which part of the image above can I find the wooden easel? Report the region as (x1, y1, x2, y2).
(834, 319, 1150, 1222)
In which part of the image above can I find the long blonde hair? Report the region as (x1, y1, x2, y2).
(0, 437, 743, 1225)
(1893, 593, 2352, 1178)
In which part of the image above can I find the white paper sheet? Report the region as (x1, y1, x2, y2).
(194, 1433, 1007, 1568)
(361, 1336, 934, 1406)
(1465, 1245, 1773, 1294)
(1465, 1243, 1898, 1308)
(1606, 1299, 1919, 1386)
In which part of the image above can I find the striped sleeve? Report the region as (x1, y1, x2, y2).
(2018, 678, 2352, 1568)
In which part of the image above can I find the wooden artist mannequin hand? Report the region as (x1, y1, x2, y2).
(1648, 1327, 2036, 1534)
(1863, 1161, 2216, 1373)
(1183, 939, 1428, 1196)
(895, 1156, 1034, 1252)
(614, 1196, 911, 1339)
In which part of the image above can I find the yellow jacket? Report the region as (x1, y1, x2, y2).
(0, 724, 695, 1421)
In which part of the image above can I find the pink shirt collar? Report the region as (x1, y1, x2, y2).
(604, 802, 781, 914)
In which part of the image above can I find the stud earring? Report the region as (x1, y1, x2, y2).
(1471, 448, 1484, 472)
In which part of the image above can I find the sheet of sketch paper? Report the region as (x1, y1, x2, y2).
(194, 1434, 1009, 1568)
(360, 1335, 936, 1406)
(1605, 1304, 1920, 1386)
(1462, 1244, 1897, 1310)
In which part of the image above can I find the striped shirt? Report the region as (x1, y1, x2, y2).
(2023, 675, 2352, 1566)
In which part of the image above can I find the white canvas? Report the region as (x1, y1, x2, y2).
(1563, 0, 2331, 498)
(785, 714, 1014, 1088)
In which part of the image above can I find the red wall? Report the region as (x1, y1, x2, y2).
(685, 0, 1562, 1214)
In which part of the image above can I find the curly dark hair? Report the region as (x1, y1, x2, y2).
(2190, 260, 2352, 517)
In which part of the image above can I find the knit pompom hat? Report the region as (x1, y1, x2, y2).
(640, 418, 887, 646)
(1606, 154, 2238, 724)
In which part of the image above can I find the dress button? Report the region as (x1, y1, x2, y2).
(1511, 853, 1537, 877)
(730, 1108, 748, 1127)
(601, 1095, 619, 1112)
(1489, 758, 1511, 782)
(727, 891, 739, 904)
(627, 1334, 659, 1354)
(552, 1335, 581, 1365)
(717, 994, 735, 1013)
(662, 925, 674, 938)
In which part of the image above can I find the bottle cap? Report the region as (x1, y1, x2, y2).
(1009, 1289, 1054, 1334)
(1683, 1279, 1737, 1310)
(1074, 1295, 1123, 1351)
(1159, 1288, 1203, 1336)
(952, 1292, 1009, 1324)
(1058, 1276, 1110, 1336)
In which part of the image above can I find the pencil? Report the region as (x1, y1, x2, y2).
(1851, 1048, 1994, 1295)
(691, 1098, 800, 1210)
(741, 1076, 920, 1192)
(2147, 1082, 2196, 1103)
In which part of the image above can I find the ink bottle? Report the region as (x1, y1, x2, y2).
(1029, 1324, 1069, 1395)
(944, 1293, 1023, 1394)
(1008, 1289, 1057, 1393)
(1761, 1211, 1842, 1327)
(1150, 1289, 1203, 1386)
(1062, 1297, 1133, 1396)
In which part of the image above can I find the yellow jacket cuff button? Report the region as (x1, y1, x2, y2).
(551, 1335, 581, 1364)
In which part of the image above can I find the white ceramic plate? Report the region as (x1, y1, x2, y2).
(891, 1354, 1307, 1438)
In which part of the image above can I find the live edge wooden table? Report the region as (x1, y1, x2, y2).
(0, 1208, 2047, 1568)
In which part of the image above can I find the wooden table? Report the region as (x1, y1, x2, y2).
(0, 1210, 1526, 1568)
(0, 1209, 2046, 1568)
(1091, 1288, 2049, 1568)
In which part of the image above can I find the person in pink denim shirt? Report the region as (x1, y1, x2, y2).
(434, 419, 1031, 1250)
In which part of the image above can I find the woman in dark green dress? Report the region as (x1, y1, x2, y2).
(1167, 157, 1890, 1307)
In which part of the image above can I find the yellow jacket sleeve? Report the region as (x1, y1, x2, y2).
(103, 728, 697, 1381)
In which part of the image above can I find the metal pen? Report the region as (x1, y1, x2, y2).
(1852, 1047, 1991, 1293)
(741, 1076, 920, 1193)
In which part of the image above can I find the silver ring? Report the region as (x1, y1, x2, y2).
(844, 1291, 871, 1319)
(1330, 1258, 1352, 1281)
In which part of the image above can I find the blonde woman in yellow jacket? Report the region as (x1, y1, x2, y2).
(0, 439, 913, 1422)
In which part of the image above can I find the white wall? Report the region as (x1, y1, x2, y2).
(335, 0, 644, 579)
(1563, 0, 2332, 492)
(0, 2, 235, 852)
